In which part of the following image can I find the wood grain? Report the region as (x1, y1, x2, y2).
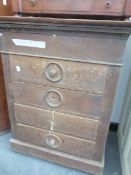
(15, 103, 99, 141)
(0, 0, 13, 16)
(0, 0, 13, 132)
(0, 55, 9, 131)
(12, 81, 104, 117)
(0, 18, 130, 175)
(2, 32, 125, 65)
(10, 55, 108, 94)
(16, 124, 95, 159)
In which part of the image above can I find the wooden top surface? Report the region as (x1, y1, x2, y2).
(0, 16, 131, 34)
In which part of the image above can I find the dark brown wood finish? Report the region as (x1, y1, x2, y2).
(0, 17, 131, 175)
(0, 55, 9, 131)
(0, 1, 13, 132)
(12, 0, 127, 16)
(0, 0, 13, 16)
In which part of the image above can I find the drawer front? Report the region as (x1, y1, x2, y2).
(17, 124, 95, 159)
(13, 82, 104, 117)
(2, 32, 125, 64)
(94, 0, 124, 13)
(10, 55, 107, 94)
(21, 0, 92, 13)
(42, 0, 92, 12)
(15, 104, 99, 141)
(21, 0, 44, 12)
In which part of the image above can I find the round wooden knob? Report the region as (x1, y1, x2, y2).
(45, 134, 61, 149)
(105, 1, 111, 8)
(45, 63, 63, 82)
(45, 90, 62, 107)
(49, 68, 57, 77)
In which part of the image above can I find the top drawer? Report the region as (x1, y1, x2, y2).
(1, 32, 126, 65)
(10, 55, 108, 94)
(21, 0, 92, 13)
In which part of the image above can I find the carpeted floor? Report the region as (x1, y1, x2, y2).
(0, 131, 121, 175)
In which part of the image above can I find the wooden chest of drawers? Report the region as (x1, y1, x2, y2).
(12, 0, 131, 17)
(0, 17, 131, 175)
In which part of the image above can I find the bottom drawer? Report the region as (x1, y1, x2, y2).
(16, 124, 95, 159)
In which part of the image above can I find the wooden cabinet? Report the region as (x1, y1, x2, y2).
(12, 0, 131, 16)
(0, 0, 12, 132)
(0, 17, 131, 175)
(0, 56, 9, 132)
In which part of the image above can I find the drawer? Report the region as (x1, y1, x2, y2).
(43, 0, 92, 12)
(13, 82, 104, 117)
(21, 0, 92, 13)
(15, 104, 99, 141)
(16, 124, 95, 159)
(20, 0, 44, 12)
(2, 32, 125, 65)
(94, 0, 124, 13)
(10, 55, 108, 94)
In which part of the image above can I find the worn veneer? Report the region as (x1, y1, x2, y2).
(0, 17, 131, 175)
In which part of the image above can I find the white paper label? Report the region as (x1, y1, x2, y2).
(3, 0, 7, 6)
(16, 65, 21, 72)
(0, 33, 2, 37)
(12, 39, 46, 49)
